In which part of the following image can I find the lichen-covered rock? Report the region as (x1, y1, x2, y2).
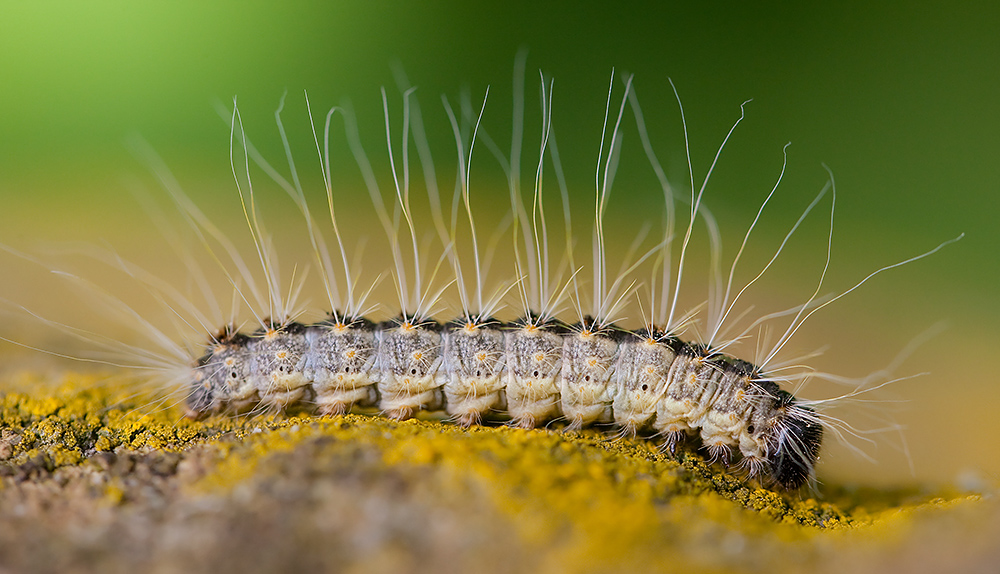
(0, 374, 994, 573)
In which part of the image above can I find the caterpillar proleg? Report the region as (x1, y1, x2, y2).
(2, 64, 960, 492)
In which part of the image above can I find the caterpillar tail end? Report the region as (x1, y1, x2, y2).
(768, 394, 824, 490)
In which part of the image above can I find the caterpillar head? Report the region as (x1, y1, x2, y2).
(188, 328, 252, 419)
(185, 369, 216, 418)
(766, 390, 824, 490)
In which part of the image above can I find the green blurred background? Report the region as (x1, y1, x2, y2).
(0, 2, 997, 487)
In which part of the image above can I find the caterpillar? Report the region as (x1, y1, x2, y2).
(2, 61, 959, 492)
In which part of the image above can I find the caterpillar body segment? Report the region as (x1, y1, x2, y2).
(559, 319, 624, 430)
(248, 321, 311, 412)
(442, 318, 508, 428)
(610, 330, 681, 437)
(691, 355, 760, 466)
(653, 344, 710, 445)
(375, 317, 447, 421)
(303, 316, 379, 416)
(503, 316, 567, 430)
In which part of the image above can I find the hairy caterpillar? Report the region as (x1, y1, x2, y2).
(2, 61, 959, 492)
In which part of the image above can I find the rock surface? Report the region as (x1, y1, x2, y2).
(0, 375, 996, 573)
